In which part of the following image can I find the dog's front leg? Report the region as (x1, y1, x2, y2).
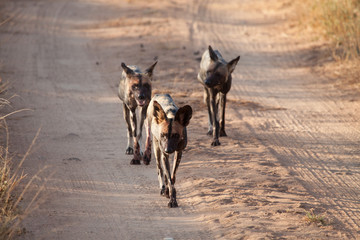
(209, 91, 220, 146)
(204, 88, 213, 136)
(171, 151, 182, 185)
(130, 109, 140, 165)
(137, 106, 147, 142)
(219, 92, 227, 137)
(153, 139, 165, 196)
(161, 153, 177, 208)
(143, 117, 151, 165)
(123, 103, 133, 154)
(138, 106, 148, 163)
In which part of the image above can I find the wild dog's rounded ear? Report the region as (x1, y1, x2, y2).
(153, 101, 167, 124)
(121, 62, 135, 76)
(145, 61, 157, 78)
(227, 56, 240, 73)
(208, 45, 218, 62)
(175, 105, 193, 127)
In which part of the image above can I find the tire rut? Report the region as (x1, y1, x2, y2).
(1, 1, 213, 239)
(2, 0, 360, 238)
(192, 0, 360, 236)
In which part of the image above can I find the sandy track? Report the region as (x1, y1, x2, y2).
(188, 0, 360, 237)
(1, 1, 211, 239)
(1, 0, 360, 239)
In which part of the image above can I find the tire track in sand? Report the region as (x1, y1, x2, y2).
(194, 0, 360, 237)
(0, 0, 213, 239)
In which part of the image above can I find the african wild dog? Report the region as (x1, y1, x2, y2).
(118, 61, 157, 165)
(197, 45, 240, 146)
(144, 94, 192, 207)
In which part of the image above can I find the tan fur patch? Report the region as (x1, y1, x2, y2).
(153, 101, 167, 124)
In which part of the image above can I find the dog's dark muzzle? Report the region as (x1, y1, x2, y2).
(135, 93, 148, 107)
(164, 141, 177, 154)
(164, 146, 176, 154)
(138, 93, 145, 100)
(204, 77, 218, 88)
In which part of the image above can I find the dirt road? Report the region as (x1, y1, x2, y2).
(1, 0, 359, 239)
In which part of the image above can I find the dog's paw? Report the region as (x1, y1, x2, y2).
(125, 147, 133, 155)
(143, 154, 151, 165)
(206, 130, 213, 136)
(220, 129, 227, 137)
(168, 199, 178, 208)
(160, 186, 170, 198)
(211, 139, 221, 146)
(160, 186, 167, 197)
(130, 159, 141, 165)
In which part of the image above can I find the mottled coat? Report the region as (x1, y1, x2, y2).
(144, 94, 192, 207)
(118, 61, 157, 165)
(197, 46, 240, 146)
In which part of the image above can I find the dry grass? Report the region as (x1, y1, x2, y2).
(294, 0, 360, 86)
(319, 0, 360, 60)
(0, 81, 44, 239)
(0, 120, 26, 238)
(302, 0, 360, 60)
(0, 11, 48, 239)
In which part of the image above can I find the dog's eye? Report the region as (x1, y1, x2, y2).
(132, 85, 139, 90)
(161, 133, 167, 138)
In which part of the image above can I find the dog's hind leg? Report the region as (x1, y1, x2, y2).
(123, 103, 133, 155)
(219, 92, 227, 137)
(171, 151, 182, 185)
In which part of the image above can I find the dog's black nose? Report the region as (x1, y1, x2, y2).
(138, 94, 145, 100)
(164, 147, 175, 154)
(204, 78, 213, 87)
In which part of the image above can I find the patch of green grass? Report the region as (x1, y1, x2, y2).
(304, 209, 327, 226)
